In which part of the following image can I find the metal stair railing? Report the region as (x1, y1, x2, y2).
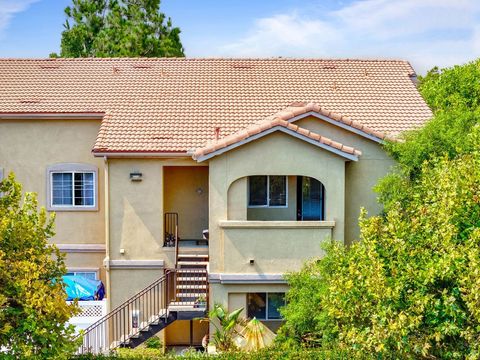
(77, 269, 176, 355)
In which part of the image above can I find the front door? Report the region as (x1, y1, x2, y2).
(296, 176, 324, 221)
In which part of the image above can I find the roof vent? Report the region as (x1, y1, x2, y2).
(322, 64, 337, 70)
(232, 64, 254, 69)
(19, 98, 41, 103)
(39, 64, 60, 69)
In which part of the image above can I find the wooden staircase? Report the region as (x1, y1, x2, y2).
(171, 252, 209, 309)
(77, 214, 210, 354)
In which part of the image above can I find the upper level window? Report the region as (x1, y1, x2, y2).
(247, 292, 285, 320)
(248, 176, 287, 207)
(47, 163, 98, 211)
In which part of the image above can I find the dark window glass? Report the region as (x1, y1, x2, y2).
(269, 176, 286, 206)
(247, 293, 267, 319)
(301, 177, 324, 220)
(52, 173, 72, 205)
(248, 176, 267, 206)
(267, 293, 285, 319)
(74, 172, 95, 206)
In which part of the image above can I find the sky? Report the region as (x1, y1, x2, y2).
(0, 0, 479, 74)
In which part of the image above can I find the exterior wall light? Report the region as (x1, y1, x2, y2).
(249, 259, 255, 265)
(130, 172, 142, 181)
(196, 187, 204, 195)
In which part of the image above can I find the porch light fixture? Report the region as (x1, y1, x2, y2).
(130, 172, 142, 181)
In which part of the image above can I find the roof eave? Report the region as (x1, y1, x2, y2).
(194, 126, 359, 162)
(287, 111, 385, 143)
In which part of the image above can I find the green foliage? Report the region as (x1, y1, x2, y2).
(70, 346, 349, 359)
(55, 0, 184, 58)
(378, 59, 480, 210)
(0, 173, 79, 359)
(205, 304, 245, 351)
(144, 336, 163, 349)
(280, 142, 480, 358)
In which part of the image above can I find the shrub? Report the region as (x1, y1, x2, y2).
(0, 173, 79, 359)
(280, 142, 480, 359)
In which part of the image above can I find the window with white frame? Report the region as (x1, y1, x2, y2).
(248, 176, 287, 207)
(65, 271, 98, 280)
(47, 163, 98, 211)
(247, 292, 286, 320)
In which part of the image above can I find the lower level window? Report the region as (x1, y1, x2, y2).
(247, 292, 285, 320)
(65, 271, 97, 280)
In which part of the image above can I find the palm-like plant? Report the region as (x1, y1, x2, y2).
(204, 304, 245, 351)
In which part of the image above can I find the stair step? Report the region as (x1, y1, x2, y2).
(169, 301, 196, 306)
(178, 254, 209, 258)
(177, 277, 207, 282)
(177, 268, 207, 273)
(177, 261, 209, 266)
(176, 284, 207, 289)
(177, 292, 208, 298)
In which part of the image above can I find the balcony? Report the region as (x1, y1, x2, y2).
(218, 220, 335, 274)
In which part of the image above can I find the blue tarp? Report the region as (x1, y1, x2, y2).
(62, 275, 105, 301)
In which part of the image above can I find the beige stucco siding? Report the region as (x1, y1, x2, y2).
(108, 159, 164, 261)
(107, 158, 207, 307)
(164, 166, 209, 240)
(0, 118, 105, 281)
(295, 116, 395, 244)
(208, 132, 346, 275)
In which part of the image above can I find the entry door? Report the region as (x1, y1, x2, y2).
(297, 176, 324, 220)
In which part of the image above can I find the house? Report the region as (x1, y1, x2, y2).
(0, 58, 432, 351)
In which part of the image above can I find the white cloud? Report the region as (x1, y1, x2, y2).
(0, 0, 40, 36)
(213, 0, 480, 74)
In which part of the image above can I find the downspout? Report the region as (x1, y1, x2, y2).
(103, 155, 111, 312)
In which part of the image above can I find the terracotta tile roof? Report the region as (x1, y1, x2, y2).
(193, 105, 362, 161)
(0, 58, 432, 153)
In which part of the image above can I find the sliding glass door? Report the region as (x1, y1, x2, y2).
(297, 176, 324, 220)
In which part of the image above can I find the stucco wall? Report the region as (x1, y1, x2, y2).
(107, 158, 207, 307)
(208, 131, 346, 275)
(0, 118, 105, 280)
(164, 166, 209, 240)
(295, 116, 395, 244)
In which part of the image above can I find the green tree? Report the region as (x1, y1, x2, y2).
(55, 0, 184, 58)
(0, 173, 79, 359)
(378, 59, 480, 211)
(279, 128, 480, 359)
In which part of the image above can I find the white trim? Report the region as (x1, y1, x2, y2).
(46, 163, 98, 211)
(219, 220, 335, 229)
(93, 152, 189, 158)
(0, 113, 104, 120)
(56, 243, 106, 253)
(248, 175, 288, 208)
(66, 269, 99, 280)
(209, 273, 286, 284)
(195, 126, 359, 162)
(108, 260, 164, 269)
(287, 111, 384, 143)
